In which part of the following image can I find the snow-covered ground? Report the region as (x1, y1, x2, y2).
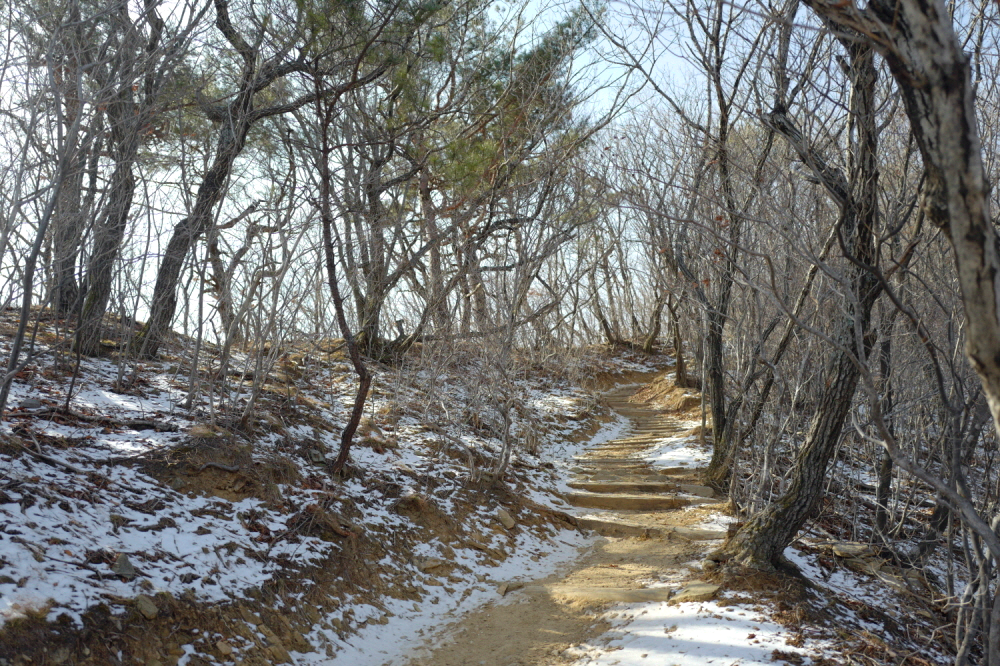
(644, 427, 708, 470)
(569, 597, 829, 666)
(0, 331, 668, 663)
(0, 337, 955, 665)
(324, 531, 592, 666)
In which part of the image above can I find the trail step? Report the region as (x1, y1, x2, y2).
(564, 492, 713, 511)
(567, 481, 716, 498)
(585, 472, 668, 482)
(609, 409, 659, 417)
(568, 480, 687, 494)
(590, 444, 659, 453)
(573, 456, 645, 463)
(573, 461, 695, 476)
(524, 585, 675, 603)
(576, 516, 727, 541)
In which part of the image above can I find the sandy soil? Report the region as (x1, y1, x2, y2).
(400, 380, 722, 666)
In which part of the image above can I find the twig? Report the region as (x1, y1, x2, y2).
(18, 438, 85, 475)
(194, 462, 241, 473)
(7, 406, 177, 432)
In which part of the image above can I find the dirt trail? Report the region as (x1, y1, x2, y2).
(401, 381, 727, 666)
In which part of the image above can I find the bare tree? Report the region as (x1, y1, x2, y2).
(137, 0, 393, 358)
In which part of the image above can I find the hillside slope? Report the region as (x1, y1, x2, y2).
(0, 318, 659, 665)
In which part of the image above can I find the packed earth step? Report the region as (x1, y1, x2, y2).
(399, 373, 728, 666)
(522, 585, 676, 603)
(563, 491, 715, 511)
(567, 480, 716, 497)
(575, 516, 727, 540)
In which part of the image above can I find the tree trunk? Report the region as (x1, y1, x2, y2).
(722, 40, 881, 570)
(642, 296, 664, 354)
(138, 97, 252, 357)
(722, 325, 875, 567)
(50, 159, 84, 316)
(76, 98, 140, 356)
(49, 79, 88, 317)
(703, 306, 730, 482)
(316, 95, 370, 475)
(874, 324, 894, 534)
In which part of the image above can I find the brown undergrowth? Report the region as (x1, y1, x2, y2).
(1, 320, 661, 665)
(0, 459, 585, 666)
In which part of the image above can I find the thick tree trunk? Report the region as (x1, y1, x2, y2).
(76, 99, 140, 356)
(642, 297, 664, 354)
(723, 315, 875, 567)
(703, 307, 731, 485)
(75, 162, 135, 354)
(723, 40, 880, 570)
(50, 91, 88, 318)
(138, 110, 251, 357)
(51, 167, 84, 316)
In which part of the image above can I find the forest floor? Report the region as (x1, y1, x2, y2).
(0, 314, 955, 665)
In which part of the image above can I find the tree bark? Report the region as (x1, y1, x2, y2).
(316, 93, 370, 475)
(76, 96, 141, 355)
(138, 89, 254, 357)
(801, 0, 1000, 463)
(874, 318, 894, 534)
(722, 39, 881, 570)
(642, 296, 664, 354)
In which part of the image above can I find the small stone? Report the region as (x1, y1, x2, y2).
(416, 557, 445, 573)
(844, 557, 882, 575)
(260, 625, 281, 645)
(268, 645, 292, 663)
(831, 542, 873, 558)
(50, 648, 71, 664)
(671, 582, 720, 603)
(135, 594, 158, 620)
(238, 604, 262, 625)
(497, 508, 516, 530)
(111, 553, 137, 579)
(215, 640, 233, 656)
(497, 581, 524, 597)
(110, 514, 130, 530)
(308, 449, 326, 464)
(169, 478, 186, 491)
(18, 398, 42, 410)
(188, 423, 226, 439)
